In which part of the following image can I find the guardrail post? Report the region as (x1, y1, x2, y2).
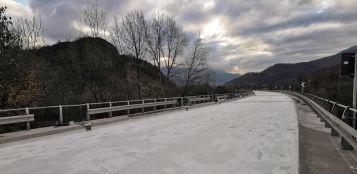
(127, 100, 130, 116)
(142, 100, 145, 113)
(324, 122, 331, 128)
(331, 127, 339, 136)
(341, 138, 354, 150)
(108, 102, 113, 118)
(25, 107, 30, 130)
(341, 107, 353, 150)
(59, 105, 63, 124)
(173, 97, 177, 108)
(86, 103, 90, 121)
(331, 102, 337, 113)
(320, 115, 324, 122)
(154, 99, 157, 111)
(164, 98, 167, 110)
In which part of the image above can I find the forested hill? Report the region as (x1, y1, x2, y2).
(2, 37, 171, 107)
(226, 45, 357, 88)
(226, 45, 357, 105)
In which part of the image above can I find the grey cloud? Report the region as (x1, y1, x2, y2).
(28, 0, 129, 41)
(9, 0, 357, 74)
(29, 0, 86, 41)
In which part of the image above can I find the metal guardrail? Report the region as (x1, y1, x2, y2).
(279, 90, 357, 150)
(87, 99, 177, 120)
(184, 95, 212, 106)
(0, 114, 34, 130)
(0, 91, 255, 133)
(0, 97, 184, 131)
(184, 92, 255, 110)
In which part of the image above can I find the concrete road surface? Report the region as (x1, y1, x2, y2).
(0, 91, 298, 174)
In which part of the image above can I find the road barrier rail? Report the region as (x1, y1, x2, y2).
(0, 114, 34, 130)
(281, 91, 357, 150)
(184, 95, 212, 106)
(87, 98, 178, 120)
(0, 91, 255, 133)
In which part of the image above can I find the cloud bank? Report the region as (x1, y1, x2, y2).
(1, 0, 357, 74)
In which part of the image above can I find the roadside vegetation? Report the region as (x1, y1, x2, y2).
(0, 4, 237, 109)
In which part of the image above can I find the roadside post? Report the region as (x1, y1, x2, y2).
(341, 53, 356, 128)
(301, 82, 305, 93)
(340, 53, 356, 149)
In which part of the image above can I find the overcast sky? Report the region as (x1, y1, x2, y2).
(1, 0, 357, 74)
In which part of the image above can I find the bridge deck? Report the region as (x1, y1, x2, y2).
(0, 92, 298, 174)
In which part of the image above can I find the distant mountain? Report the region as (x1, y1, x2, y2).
(161, 68, 240, 86)
(226, 45, 357, 88)
(212, 69, 240, 85)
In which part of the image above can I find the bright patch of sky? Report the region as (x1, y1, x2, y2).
(16, 0, 27, 5)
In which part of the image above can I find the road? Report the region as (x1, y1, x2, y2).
(0, 91, 298, 174)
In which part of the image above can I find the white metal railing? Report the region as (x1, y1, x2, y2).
(86, 99, 178, 120)
(278, 90, 357, 150)
(0, 114, 34, 130)
(0, 91, 255, 132)
(184, 95, 212, 106)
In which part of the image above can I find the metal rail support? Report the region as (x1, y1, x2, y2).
(154, 99, 157, 111)
(59, 105, 63, 124)
(127, 100, 130, 116)
(25, 107, 30, 130)
(142, 100, 145, 113)
(331, 102, 338, 113)
(341, 106, 353, 150)
(108, 102, 113, 118)
(164, 98, 167, 110)
(325, 122, 331, 128)
(324, 100, 329, 109)
(331, 128, 339, 136)
(86, 103, 90, 121)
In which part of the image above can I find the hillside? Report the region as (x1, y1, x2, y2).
(213, 69, 240, 85)
(162, 67, 240, 86)
(2, 37, 171, 107)
(227, 45, 357, 88)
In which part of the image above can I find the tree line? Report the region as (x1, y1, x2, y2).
(1, 2, 230, 108)
(79, 0, 211, 98)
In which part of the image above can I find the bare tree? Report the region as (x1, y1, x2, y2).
(12, 16, 45, 49)
(120, 10, 147, 98)
(109, 17, 124, 54)
(144, 13, 166, 94)
(80, 0, 110, 101)
(82, 0, 107, 38)
(182, 33, 209, 96)
(162, 17, 188, 86)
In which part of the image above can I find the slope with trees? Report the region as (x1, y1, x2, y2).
(0, 4, 222, 109)
(227, 46, 357, 105)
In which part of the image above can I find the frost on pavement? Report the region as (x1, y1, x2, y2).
(0, 91, 298, 174)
